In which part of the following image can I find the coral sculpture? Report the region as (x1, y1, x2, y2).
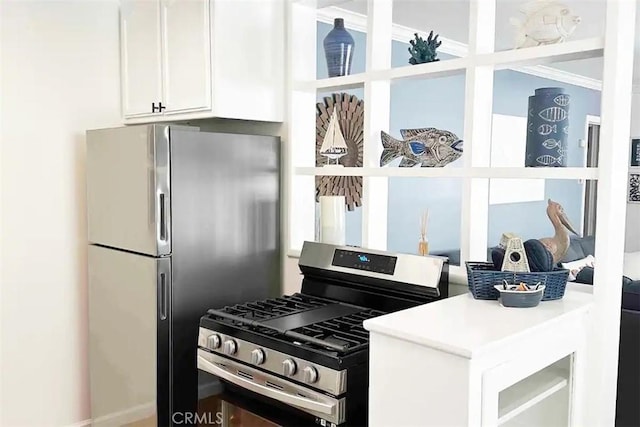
(408, 31, 442, 65)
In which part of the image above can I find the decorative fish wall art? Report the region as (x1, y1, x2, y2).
(380, 128, 463, 167)
(510, 0, 581, 49)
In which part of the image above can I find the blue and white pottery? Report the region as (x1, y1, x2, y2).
(323, 18, 355, 78)
(525, 87, 570, 167)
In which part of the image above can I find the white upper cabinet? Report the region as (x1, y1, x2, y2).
(120, 0, 284, 123)
(161, 0, 211, 114)
(120, 0, 162, 117)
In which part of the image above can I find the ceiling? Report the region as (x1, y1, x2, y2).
(335, 0, 640, 86)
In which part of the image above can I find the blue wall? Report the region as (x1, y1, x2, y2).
(316, 23, 601, 257)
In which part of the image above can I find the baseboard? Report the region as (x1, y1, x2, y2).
(67, 402, 155, 427)
(67, 420, 92, 427)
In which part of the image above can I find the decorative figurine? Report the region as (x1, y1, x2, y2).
(380, 128, 463, 167)
(320, 109, 348, 166)
(499, 233, 531, 272)
(538, 199, 579, 264)
(408, 31, 442, 65)
(510, 0, 581, 48)
(315, 93, 364, 211)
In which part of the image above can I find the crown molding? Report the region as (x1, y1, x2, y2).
(295, 0, 352, 8)
(317, 6, 604, 91)
(511, 64, 603, 91)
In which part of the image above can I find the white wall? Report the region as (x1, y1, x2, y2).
(284, 257, 302, 294)
(0, 2, 120, 425)
(626, 93, 640, 253)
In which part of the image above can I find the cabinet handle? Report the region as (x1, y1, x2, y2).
(151, 102, 166, 113)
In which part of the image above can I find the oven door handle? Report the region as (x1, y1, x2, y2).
(197, 354, 335, 415)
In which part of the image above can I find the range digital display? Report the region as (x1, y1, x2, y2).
(331, 249, 397, 275)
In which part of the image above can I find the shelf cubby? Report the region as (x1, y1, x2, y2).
(295, 166, 599, 180)
(485, 37, 604, 70)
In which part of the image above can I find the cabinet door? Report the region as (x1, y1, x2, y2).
(161, 0, 212, 114)
(120, 0, 163, 117)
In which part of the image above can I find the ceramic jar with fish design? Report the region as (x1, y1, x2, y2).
(525, 87, 570, 167)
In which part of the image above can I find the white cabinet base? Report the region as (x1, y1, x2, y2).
(365, 290, 593, 427)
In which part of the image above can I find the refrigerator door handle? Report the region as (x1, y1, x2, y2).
(158, 192, 168, 243)
(158, 271, 168, 320)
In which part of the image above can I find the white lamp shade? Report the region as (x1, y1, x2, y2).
(319, 196, 346, 245)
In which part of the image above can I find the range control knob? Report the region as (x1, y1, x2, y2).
(303, 366, 318, 384)
(251, 348, 265, 365)
(222, 339, 237, 355)
(207, 334, 221, 349)
(282, 359, 297, 377)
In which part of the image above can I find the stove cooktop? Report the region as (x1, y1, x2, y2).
(201, 293, 385, 361)
(197, 243, 449, 427)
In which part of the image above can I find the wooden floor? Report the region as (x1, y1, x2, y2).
(122, 397, 277, 426)
(124, 414, 156, 427)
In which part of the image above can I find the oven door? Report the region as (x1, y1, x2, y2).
(198, 385, 279, 427)
(197, 350, 346, 426)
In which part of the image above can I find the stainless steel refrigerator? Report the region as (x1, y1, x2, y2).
(87, 124, 280, 426)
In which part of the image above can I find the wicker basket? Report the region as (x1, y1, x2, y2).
(465, 262, 569, 301)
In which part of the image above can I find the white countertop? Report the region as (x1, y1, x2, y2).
(363, 287, 594, 359)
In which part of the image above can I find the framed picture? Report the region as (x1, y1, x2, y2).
(631, 138, 640, 167)
(629, 173, 640, 204)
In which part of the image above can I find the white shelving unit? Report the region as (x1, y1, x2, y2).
(299, 36, 604, 91)
(295, 166, 600, 179)
(286, 0, 636, 423)
(498, 367, 568, 425)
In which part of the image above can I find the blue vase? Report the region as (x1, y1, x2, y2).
(323, 18, 354, 78)
(525, 87, 570, 167)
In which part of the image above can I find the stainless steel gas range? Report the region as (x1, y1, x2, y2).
(197, 242, 449, 426)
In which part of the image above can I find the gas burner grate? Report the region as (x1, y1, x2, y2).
(209, 294, 333, 321)
(206, 294, 386, 356)
(213, 294, 330, 322)
(289, 308, 384, 353)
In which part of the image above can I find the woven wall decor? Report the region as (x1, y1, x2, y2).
(315, 93, 364, 211)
